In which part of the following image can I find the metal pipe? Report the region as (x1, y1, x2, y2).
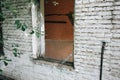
(100, 42, 106, 80)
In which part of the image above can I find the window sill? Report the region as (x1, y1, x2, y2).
(32, 57, 74, 71)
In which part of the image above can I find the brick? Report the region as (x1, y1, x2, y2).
(1, 0, 120, 80)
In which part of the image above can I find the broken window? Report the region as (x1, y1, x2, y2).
(30, 0, 74, 65)
(42, 0, 74, 64)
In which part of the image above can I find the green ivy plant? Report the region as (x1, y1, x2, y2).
(14, 20, 40, 37)
(0, 57, 11, 74)
(0, 0, 41, 74)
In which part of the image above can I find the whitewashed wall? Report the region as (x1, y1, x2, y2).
(1, 0, 120, 80)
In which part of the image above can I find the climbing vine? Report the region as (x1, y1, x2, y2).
(0, 0, 41, 74)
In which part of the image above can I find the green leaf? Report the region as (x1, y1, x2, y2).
(5, 59, 12, 62)
(12, 10, 17, 13)
(13, 52, 17, 57)
(15, 44, 19, 47)
(1, 4, 5, 7)
(21, 26, 25, 31)
(15, 20, 22, 29)
(15, 20, 20, 25)
(5, 5, 10, 9)
(16, 23, 22, 29)
(0, 13, 5, 21)
(29, 30, 34, 34)
(12, 44, 14, 47)
(35, 32, 40, 38)
(21, 24, 27, 31)
(32, 0, 39, 5)
(13, 48, 17, 52)
(3, 61, 8, 66)
(0, 69, 3, 74)
(4, 57, 12, 61)
(13, 48, 18, 57)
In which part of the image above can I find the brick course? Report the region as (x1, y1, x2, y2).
(1, 0, 120, 80)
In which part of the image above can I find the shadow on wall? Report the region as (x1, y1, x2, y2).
(0, 75, 14, 80)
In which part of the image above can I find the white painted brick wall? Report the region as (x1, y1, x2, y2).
(74, 0, 120, 80)
(1, 0, 120, 80)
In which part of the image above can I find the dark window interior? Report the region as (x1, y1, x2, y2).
(44, 0, 74, 62)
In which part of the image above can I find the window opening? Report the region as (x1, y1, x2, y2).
(44, 0, 74, 62)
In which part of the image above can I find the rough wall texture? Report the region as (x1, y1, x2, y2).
(74, 0, 120, 80)
(1, 0, 120, 80)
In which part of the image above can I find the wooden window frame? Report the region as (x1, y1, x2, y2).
(31, 0, 74, 66)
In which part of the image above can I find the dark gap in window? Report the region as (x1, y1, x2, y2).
(0, 1, 4, 56)
(38, 57, 74, 66)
